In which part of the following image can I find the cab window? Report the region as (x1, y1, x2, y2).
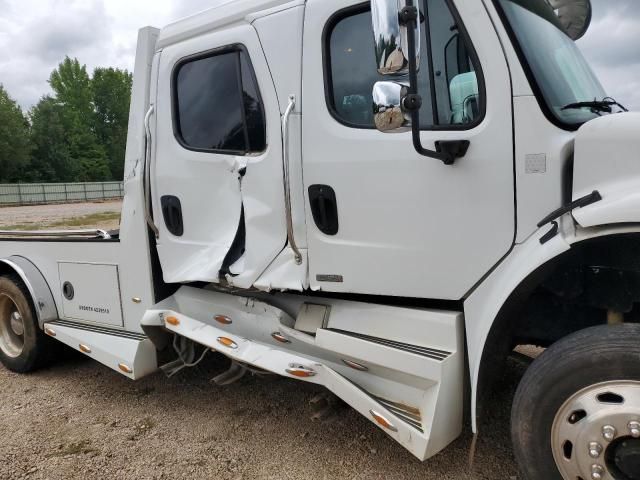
(326, 0, 483, 129)
(174, 47, 266, 154)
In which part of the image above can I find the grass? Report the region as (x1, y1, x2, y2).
(1, 211, 121, 231)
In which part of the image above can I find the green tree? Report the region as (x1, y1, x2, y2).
(92, 67, 133, 180)
(29, 96, 72, 182)
(0, 85, 31, 182)
(30, 57, 111, 182)
(49, 57, 94, 126)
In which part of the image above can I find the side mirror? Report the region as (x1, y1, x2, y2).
(370, 0, 469, 165)
(371, 0, 421, 75)
(372, 81, 412, 133)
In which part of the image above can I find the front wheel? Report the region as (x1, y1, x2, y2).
(512, 324, 640, 480)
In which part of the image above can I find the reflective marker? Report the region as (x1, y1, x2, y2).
(370, 410, 398, 432)
(271, 332, 291, 344)
(286, 366, 316, 378)
(118, 363, 133, 374)
(217, 337, 238, 349)
(214, 315, 233, 325)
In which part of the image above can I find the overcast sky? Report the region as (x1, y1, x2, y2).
(0, 0, 639, 111)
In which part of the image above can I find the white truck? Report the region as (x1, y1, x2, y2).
(1, 0, 639, 478)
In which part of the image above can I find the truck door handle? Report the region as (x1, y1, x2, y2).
(308, 185, 339, 236)
(161, 195, 184, 237)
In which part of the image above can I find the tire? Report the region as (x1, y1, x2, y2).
(511, 324, 640, 480)
(0, 274, 53, 373)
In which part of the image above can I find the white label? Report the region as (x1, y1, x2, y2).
(525, 153, 547, 174)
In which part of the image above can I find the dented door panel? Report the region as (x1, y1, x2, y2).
(152, 25, 290, 286)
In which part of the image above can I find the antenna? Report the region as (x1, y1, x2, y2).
(548, 0, 593, 40)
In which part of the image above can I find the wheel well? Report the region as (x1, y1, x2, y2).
(0, 261, 18, 277)
(0, 257, 59, 327)
(476, 233, 640, 418)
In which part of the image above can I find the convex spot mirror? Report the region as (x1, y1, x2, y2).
(371, 0, 421, 75)
(373, 81, 412, 132)
(548, 0, 592, 41)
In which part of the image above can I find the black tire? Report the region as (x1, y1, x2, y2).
(511, 324, 640, 480)
(0, 274, 53, 373)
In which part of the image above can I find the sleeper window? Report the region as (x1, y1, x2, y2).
(174, 48, 266, 154)
(327, 0, 483, 129)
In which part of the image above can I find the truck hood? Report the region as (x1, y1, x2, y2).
(572, 112, 640, 228)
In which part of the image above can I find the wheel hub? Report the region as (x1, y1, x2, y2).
(10, 311, 24, 336)
(606, 437, 640, 480)
(0, 294, 25, 358)
(551, 381, 640, 480)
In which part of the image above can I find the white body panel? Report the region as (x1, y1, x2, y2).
(58, 263, 124, 327)
(142, 286, 465, 460)
(156, 0, 302, 50)
(572, 113, 640, 227)
(465, 220, 571, 431)
(152, 23, 291, 288)
(44, 321, 157, 380)
(513, 96, 574, 243)
(302, 0, 515, 299)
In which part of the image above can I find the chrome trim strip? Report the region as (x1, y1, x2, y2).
(0, 229, 111, 240)
(369, 393, 424, 433)
(373, 397, 422, 422)
(48, 320, 147, 341)
(282, 94, 303, 265)
(143, 104, 160, 238)
(328, 328, 451, 361)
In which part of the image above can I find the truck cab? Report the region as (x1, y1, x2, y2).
(1, 1, 639, 479)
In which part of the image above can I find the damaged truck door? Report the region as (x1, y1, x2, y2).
(152, 25, 288, 287)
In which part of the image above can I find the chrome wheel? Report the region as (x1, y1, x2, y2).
(0, 293, 25, 358)
(552, 381, 640, 480)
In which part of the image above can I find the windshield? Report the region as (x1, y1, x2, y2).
(496, 0, 607, 128)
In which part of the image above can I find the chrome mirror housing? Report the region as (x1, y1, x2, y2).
(372, 81, 412, 133)
(371, 0, 421, 75)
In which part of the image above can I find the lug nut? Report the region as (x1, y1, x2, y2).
(603, 425, 617, 442)
(591, 464, 605, 480)
(629, 421, 640, 438)
(589, 442, 603, 458)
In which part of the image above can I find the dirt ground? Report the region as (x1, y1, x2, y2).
(0, 351, 525, 480)
(0, 201, 122, 231)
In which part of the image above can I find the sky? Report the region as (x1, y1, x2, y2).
(0, 0, 638, 111)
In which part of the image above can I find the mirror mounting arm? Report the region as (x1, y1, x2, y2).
(401, 0, 466, 166)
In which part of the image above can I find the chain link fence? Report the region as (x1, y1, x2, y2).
(0, 182, 124, 206)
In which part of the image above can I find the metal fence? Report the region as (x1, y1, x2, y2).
(0, 182, 124, 206)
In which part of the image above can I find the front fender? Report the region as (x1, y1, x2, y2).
(465, 219, 640, 433)
(465, 222, 570, 432)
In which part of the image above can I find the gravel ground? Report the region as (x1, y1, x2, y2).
(0, 201, 122, 231)
(0, 350, 526, 480)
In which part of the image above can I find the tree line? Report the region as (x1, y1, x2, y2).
(0, 57, 132, 184)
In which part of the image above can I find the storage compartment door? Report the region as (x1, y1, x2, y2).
(58, 263, 124, 327)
